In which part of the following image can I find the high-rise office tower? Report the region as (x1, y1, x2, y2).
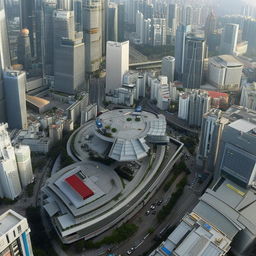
(0, 209, 34, 255)
(107, 2, 118, 42)
(215, 107, 256, 188)
(54, 37, 85, 94)
(74, 0, 82, 31)
(106, 41, 129, 94)
(0, 55, 4, 122)
(20, 0, 37, 58)
(0, 123, 22, 200)
(3, 70, 27, 129)
(102, 0, 107, 56)
(161, 56, 175, 83)
(191, 7, 202, 26)
(53, 10, 75, 48)
(183, 36, 206, 89)
(58, 0, 73, 10)
(168, 4, 178, 36)
(0, 1, 11, 69)
(174, 24, 191, 80)
(126, 0, 136, 25)
(41, 0, 57, 76)
(0, 1, 11, 122)
(220, 23, 239, 55)
(118, 3, 125, 42)
(17, 29, 32, 71)
(83, 0, 103, 73)
(185, 5, 193, 25)
(136, 11, 144, 44)
(205, 10, 216, 42)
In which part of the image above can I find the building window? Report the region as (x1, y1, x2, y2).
(17, 225, 21, 233)
(6, 234, 9, 243)
(13, 230, 16, 237)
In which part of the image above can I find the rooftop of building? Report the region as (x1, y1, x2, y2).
(210, 55, 243, 67)
(94, 109, 167, 161)
(43, 163, 122, 220)
(150, 212, 231, 256)
(193, 178, 256, 241)
(223, 105, 256, 125)
(207, 91, 229, 98)
(0, 210, 24, 236)
(26, 95, 50, 109)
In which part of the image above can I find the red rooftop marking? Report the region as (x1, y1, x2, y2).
(65, 174, 94, 200)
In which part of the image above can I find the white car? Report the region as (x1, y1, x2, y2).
(127, 250, 132, 255)
(150, 205, 156, 210)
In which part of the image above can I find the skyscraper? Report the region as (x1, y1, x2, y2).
(118, 3, 125, 42)
(183, 36, 206, 89)
(215, 108, 256, 188)
(107, 2, 118, 42)
(205, 10, 216, 42)
(3, 70, 27, 129)
(0, 1, 11, 68)
(240, 82, 256, 110)
(220, 23, 239, 55)
(168, 3, 178, 36)
(83, 0, 103, 73)
(17, 29, 32, 71)
(161, 56, 175, 83)
(197, 108, 227, 170)
(174, 24, 191, 80)
(54, 37, 85, 94)
(0, 209, 34, 256)
(0, 123, 22, 200)
(41, 0, 57, 76)
(20, 0, 37, 58)
(188, 90, 210, 127)
(151, 18, 167, 46)
(106, 41, 129, 94)
(53, 10, 75, 48)
(74, 0, 83, 31)
(57, 0, 73, 10)
(0, 1, 11, 122)
(15, 144, 34, 188)
(136, 11, 144, 43)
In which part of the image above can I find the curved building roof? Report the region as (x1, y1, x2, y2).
(94, 109, 167, 161)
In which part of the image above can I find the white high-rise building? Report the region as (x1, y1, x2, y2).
(106, 41, 129, 94)
(0, 210, 34, 256)
(15, 145, 34, 188)
(0, 123, 33, 199)
(178, 93, 190, 120)
(161, 56, 175, 83)
(220, 23, 239, 55)
(0, 123, 22, 200)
